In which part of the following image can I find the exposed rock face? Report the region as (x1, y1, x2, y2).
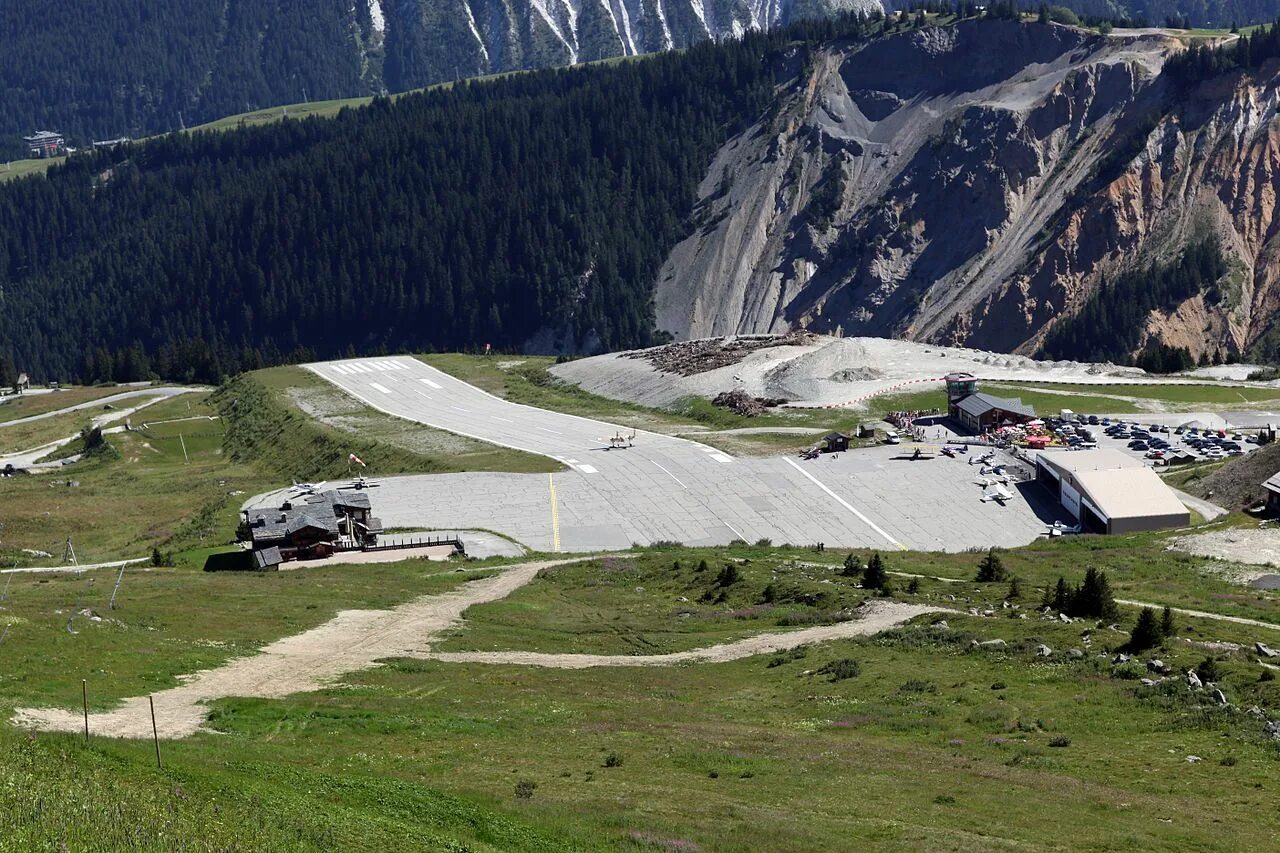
(385, 0, 885, 88)
(656, 20, 1280, 361)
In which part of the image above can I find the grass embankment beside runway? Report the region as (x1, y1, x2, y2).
(994, 381, 1280, 408)
(3, 537, 1280, 849)
(217, 368, 557, 482)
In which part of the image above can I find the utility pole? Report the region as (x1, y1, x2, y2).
(63, 537, 78, 566)
(109, 564, 126, 610)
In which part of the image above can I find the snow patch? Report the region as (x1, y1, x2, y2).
(463, 0, 490, 66)
(653, 0, 674, 49)
(366, 0, 385, 33)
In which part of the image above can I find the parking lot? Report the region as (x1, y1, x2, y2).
(250, 356, 1076, 554)
(1048, 413, 1264, 467)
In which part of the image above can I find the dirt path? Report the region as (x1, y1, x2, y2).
(12, 559, 570, 739)
(425, 601, 945, 669)
(12, 560, 944, 740)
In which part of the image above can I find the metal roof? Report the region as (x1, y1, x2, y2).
(1040, 450, 1187, 521)
(1264, 471, 1280, 494)
(955, 392, 1035, 419)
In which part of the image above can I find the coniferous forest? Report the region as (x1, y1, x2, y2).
(0, 17, 872, 383)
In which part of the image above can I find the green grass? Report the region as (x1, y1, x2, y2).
(0, 367, 557, 565)
(0, 155, 64, 184)
(981, 383, 1143, 414)
(3, 539, 1280, 848)
(996, 381, 1280, 407)
(0, 385, 131, 423)
(218, 366, 557, 481)
(436, 550, 874, 655)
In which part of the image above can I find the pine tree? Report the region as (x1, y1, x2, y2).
(841, 553, 861, 577)
(976, 548, 1007, 582)
(1052, 577, 1071, 612)
(1159, 605, 1176, 639)
(863, 552, 887, 591)
(1126, 607, 1162, 652)
(1006, 576, 1022, 601)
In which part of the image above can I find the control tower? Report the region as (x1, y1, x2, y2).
(944, 372, 978, 405)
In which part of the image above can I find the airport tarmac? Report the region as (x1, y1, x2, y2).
(255, 356, 1075, 553)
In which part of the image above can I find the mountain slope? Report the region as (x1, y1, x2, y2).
(656, 20, 1280, 363)
(0, 0, 878, 155)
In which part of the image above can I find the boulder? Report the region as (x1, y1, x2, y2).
(1140, 678, 1157, 686)
(1185, 755, 1201, 763)
(1146, 660, 1167, 674)
(1113, 653, 1131, 665)
(1212, 688, 1228, 706)
(1255, 642, 1278, 658)
(1265, 720, 1280, 740)
(1058, 613, 1072, 623)
(1186, 670, 1203, 689)
(932, 620, 949, 630)
(971, 638, 1007, 649)
(1068, 648, 1084, 659)
(1036, 644, 1053, 658)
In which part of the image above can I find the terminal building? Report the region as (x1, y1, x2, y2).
(945, 373, 1037, 433)
(23, 131, 65, 158)
(1036, 449, 1190, 534)
(241, 489, 383, 567)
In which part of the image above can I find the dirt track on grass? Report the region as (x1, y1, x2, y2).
(12, 559, 566, 739)
(425, 601, 945, 668)
(12, 558, 942, 740)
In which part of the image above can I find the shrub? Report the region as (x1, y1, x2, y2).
(715, 564, 741, 587)
(906, 577, 920, 595)
(1260, 670, 1275, 683)
(1195, 656, 1222, 683)
(767, 646, 808, 668)
(1160, 606, 1177, 639)
(1125, 608, 1162, 652)
(841, 553, 861, 577)
(696, 559, 708, 573)
(975, 549, 1007, 583)
(990, 682, 1007, 691)
(900, 679, 937, 694)
(1006, 576, 1022, 600)
(603, 752, 623, 768)
(754, 538, 772, 547)
(1048, 735, 1072, 748)
(862, 552, 887, 590)
(514, 780, 537, 799)
(1220, 755, 1238, 767)
(818, 658, 861, 682)
(760, 583, 777, 604)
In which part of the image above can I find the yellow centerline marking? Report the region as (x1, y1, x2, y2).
(549, 473, 561, 552)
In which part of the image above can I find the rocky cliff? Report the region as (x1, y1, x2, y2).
(655, 20, 1280, 362)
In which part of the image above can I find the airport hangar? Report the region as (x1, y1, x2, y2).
(1035, 449, 1190, 534)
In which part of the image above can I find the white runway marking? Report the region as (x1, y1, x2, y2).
(491, 416, 511, 423)
(651, 460, 687, 489)
(331, 364, 352, 375)
(413, 389, 433, 400)
(451, 406, 471, 413)
(369, 382, 392, 394)
(536, 427, 561, 435)
(577, 464, 598, 474)
(784, 457, 904, 550)
(709, 454, 732, 464)
(420, 378, 443, 389)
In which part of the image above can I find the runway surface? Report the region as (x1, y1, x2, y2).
(260, 356, 1071, 553)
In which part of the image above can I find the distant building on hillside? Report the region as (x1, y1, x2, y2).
(24, 130, 65, 158)
(92, 137, 130, 150)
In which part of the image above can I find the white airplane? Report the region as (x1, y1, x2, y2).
(981, 484, 1014, 504)
(289, 480, 327, 495)
(969, 451, 996, 467)
(1047, 520, 1082, 536)
(342, 475, 380, 490)
(974, 475, 1010, 487)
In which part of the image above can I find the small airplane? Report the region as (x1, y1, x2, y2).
(974, 475, 1010, 487)
(342, 475, 380, 490)
(969, 451, 995, 466)
(1047, 520, 1082, 536)
(599, 430, 636, 450)
(289, 480, 327, 495)
(981, 484, 1014, 504)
